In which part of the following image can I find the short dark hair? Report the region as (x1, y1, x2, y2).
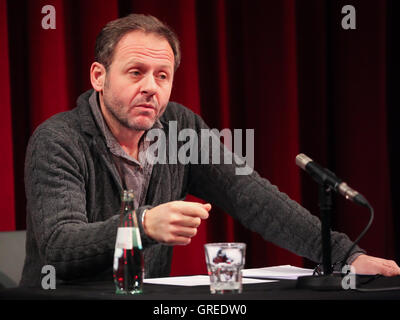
(94, 14, 181, 71)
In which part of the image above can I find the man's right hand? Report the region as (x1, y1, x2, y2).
(143, 201, 211, 245)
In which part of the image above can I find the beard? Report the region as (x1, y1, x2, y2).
(102, 79, 162, 132)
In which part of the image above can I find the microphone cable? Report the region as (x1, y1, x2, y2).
(340, 195, 374, 271)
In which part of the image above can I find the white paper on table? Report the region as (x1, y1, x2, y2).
(143, 275, 276, 286)
(242, 265, 314, 280)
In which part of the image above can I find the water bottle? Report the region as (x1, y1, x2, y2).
(113, 190, 144, 294)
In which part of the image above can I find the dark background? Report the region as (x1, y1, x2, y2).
(1, 0, 399, 276)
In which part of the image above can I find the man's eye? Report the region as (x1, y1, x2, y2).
(130, 70, 141, 76)
(158, 73, 168, 80)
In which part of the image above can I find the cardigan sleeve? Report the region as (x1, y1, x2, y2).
(24, 126, 121, 281)
(185, 112, 365, 266)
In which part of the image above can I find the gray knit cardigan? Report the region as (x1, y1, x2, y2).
(20, 89, 363, 287)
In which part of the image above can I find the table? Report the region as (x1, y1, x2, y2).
(2, 275, 400, 299)
(1, 276, 399, 317)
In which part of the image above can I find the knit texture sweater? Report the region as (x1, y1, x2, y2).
(21, 89, 364, 287)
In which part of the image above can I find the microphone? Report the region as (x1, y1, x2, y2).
(295, 153, 369, 207)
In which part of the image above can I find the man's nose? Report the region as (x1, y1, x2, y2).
(140, 74, 157, 97)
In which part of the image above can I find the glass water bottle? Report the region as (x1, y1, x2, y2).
(113, 190, 144, 294)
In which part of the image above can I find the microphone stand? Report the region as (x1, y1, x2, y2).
(296, 184, 343, 290)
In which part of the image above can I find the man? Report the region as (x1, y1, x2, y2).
(21, 14, 400, 287)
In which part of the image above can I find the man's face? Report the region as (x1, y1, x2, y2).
(101, 31, 175, 131)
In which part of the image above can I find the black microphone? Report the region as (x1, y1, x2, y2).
(295, 153, 369, 207)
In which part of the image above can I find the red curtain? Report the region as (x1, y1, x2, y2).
(1, 0, 399, 276)
(0, 0, 15, 231)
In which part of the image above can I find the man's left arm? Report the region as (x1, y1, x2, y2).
(185, 111, 400, 276)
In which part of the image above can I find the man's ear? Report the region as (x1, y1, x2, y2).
(90, 62, 106, 92)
